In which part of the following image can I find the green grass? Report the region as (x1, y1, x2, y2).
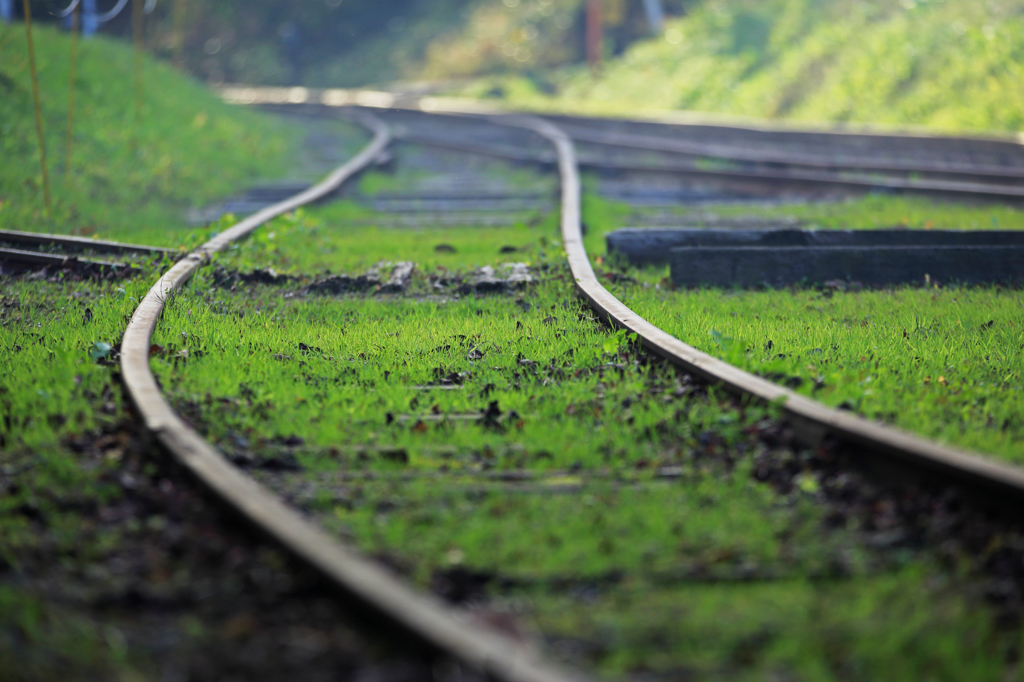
(151, 264, 690, 470)
(0, 23, 313, 245)
(0, 280, 143, 458)
(613, 283, 1024, 461)
(525, 568, 1010, 680)
(0, 278, 151, 679)
(450, 0, 1024, 135)
(326, 473, 867, 585)
(4, 258, 1018, 679)
(214, 203, 558, 275)
(139, 202, 1021, 679)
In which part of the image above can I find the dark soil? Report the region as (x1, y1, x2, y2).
(0, 416, 441, 682)
(207, 261, 537, 299)
(770, 436, 1024, 630)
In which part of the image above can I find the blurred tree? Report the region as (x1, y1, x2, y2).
(6, 0, 696, 86)
(641, 0, 664, 32)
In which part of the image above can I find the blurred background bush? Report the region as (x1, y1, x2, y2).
(6, 0, 1023, 132)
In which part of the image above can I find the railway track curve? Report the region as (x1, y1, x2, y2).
(119, 111, 587, 682)
(225, 87, 1024, 202)
(119, 92, 1024, 679)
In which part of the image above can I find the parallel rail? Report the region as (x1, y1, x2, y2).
(0, 230, 176, 274)
(118, 93, 1024, 682)
(396, 124, 1024, 201)
(392, 111, 1024, 201)
(119, 113, 587, 682)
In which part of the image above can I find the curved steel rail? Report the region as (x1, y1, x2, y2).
(119, 112, 587, 682)
(55, 0, 156, 20)
(95, 0, 129, 23)
(506, 115, 1024, 505)
(52, 0, 81, 19)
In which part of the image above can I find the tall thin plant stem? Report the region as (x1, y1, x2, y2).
(66, 4, 79, 184)
(173, 0, 186, 69)
(22, 0, 51, 217)
(132, 0, 143, 146)
(586, 0, 603, 71)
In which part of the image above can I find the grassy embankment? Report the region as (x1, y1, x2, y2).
(0, 22, 312, 245)
(448, 0, 1024, 135)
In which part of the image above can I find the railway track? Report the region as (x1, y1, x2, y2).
(116, 94, 1024, 679)
(0, 229, 177, 277)
(230, 87, 1024, 201)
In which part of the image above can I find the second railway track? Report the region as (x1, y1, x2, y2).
(116, 96, 1024, 679)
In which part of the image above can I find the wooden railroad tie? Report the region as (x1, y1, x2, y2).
(606, 228, 1024, 287)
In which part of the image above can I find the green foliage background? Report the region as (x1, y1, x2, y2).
(16, 0, 1022, 133)
(457, 0, 1024, 134)
(0, 22, 299, 241)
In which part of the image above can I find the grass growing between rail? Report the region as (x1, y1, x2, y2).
(0, 23, 343, 246)
(213, 203, 559, 275)
(145, 222, 1023, 679)
(214, 156, 559, 274)
(152, 267, 686, 471)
